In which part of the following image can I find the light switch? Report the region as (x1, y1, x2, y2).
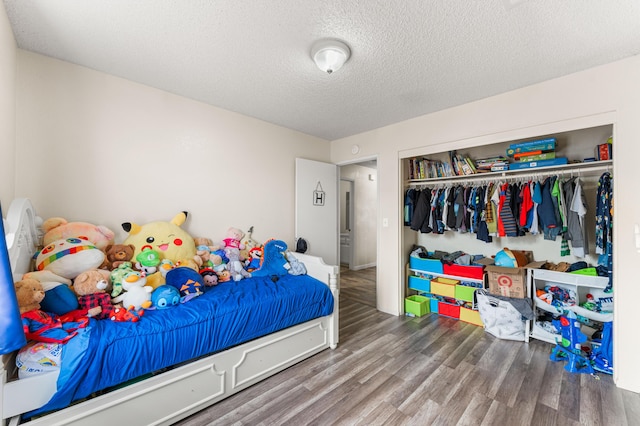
(383, 218, 389, 227)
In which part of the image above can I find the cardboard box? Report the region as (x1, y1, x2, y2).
(477, 255, 545, 299)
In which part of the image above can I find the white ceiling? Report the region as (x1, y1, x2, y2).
(4, 1, 640, 141)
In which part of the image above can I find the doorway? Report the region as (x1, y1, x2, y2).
(338, 159, 378, 308)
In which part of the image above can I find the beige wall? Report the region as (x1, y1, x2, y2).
(15, 51, 330, 246)
(340, 163, 377, 269)
(331, 55, 640, 392)
(0, 5, 15, 209)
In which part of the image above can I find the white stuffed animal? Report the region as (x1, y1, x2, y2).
(111, 271, 153, 310)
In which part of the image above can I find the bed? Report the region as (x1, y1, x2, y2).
(1, 198, 339, 426)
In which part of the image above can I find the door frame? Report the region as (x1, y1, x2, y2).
(339, 178, 355, 269)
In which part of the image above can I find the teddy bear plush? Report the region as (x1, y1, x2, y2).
(74, 269, 119, 320)
(22, 270, 79, 315)
(102, 244, 136, 271)
(15, 278, 89, 344)
(42, 217, 115, 250)
(193, 237, 224, 270)
(221, 227, 245, 251)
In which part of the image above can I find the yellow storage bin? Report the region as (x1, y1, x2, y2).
(431, 278, 456, 298)
(460, 307, 483, 326)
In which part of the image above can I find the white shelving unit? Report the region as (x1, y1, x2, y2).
(527, 268, 612, 344)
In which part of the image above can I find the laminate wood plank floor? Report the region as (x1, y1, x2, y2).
(176, 267, 640, 426)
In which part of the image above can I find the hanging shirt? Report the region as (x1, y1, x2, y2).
(486, 183, 498, 235)
(529, 181, 541, 235)
(499, 183, 518, 237)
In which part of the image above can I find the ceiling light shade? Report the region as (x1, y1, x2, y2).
(311, 40, 351, 74)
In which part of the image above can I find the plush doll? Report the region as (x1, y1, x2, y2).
(122, 212, 196, 264)
(165, 267, 205, 302)
(135, 248, 161, 275)
(109, 262, 136, 297)
(285, 252, 307, 276)
(246, 247, 263, 272)
(74, 269, 135, 321)
(200, 268, 218, 286)
(15, 278, 89, 344)
(193, 237, 224, 271)
(102, 244, 136, 271)
(221, 227, 246, 251)
(23, 270, 78, 315)
(111, 271, 153, 311)
(251, 239, 290, 278)
(150, 285, 181, 309)
(36, 237, 106, 280)
(42, 217, 115, 250)
(241, 226, 260, 251)
(224, 247, 251, 282)
(216, 269, 231, 283)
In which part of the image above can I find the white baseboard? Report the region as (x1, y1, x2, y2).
(350, 262, 376, 271)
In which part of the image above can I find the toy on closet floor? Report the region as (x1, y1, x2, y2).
(122, 211, 197, 264)
(42, 217, 115, 250)
(15, 278, 89, 344)
(590, 321, 613, 375)
(549, 311, 594, 375)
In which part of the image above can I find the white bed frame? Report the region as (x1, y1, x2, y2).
(1, 198, 339, 426)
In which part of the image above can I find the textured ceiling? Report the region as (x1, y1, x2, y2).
(4, 1, 640, 141)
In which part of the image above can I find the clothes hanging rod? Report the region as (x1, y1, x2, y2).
(406, 160, 612, 187)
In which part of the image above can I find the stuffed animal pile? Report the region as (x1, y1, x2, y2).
(18, 211, 310, 348)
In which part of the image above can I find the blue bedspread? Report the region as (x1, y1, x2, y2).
(28, 273, 334, 417)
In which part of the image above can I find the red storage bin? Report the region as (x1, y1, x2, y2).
(442, 262, 484, 280)
(438, 302, 460, 319)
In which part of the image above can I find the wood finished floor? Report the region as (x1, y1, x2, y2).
(176, 267, 640, 426)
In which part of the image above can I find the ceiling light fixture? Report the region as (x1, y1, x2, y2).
(311, 39, 351, 74)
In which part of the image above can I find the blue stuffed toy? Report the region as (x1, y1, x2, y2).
(165, 267, 205, 302)
(251, 239, 289, 278)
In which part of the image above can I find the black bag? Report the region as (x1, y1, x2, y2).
(295, 238, 308, 253)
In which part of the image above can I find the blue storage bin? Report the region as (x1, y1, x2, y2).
(409, 255, 444, 274)
(430, 298, 439, 314)
(408, 276, 431, 293)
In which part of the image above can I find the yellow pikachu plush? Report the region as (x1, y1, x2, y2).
(122, 211, 196, 264)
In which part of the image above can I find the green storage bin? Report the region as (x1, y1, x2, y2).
(454, 285, 477, 303)
(405, 295, 430, 317)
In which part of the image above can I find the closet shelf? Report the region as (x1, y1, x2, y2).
(406, 160, 612, 187)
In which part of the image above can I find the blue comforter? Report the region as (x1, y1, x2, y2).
(28, 273, 334, 417)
